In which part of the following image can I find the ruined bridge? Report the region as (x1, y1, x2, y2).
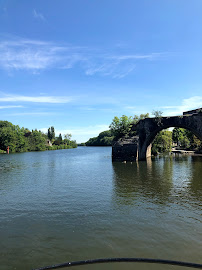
(112, 108, 202, 161)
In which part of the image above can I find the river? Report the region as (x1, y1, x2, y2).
(0, 147, 201, 270)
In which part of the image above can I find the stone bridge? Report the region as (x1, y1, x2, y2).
(112, 108, 202, 161)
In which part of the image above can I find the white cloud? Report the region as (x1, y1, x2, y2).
(0, 105, 23, 109)
(85, 61, 136, 78)
(33, 9, 45, 21)
(0, 37, 167, 78)
(0, 39, 70, 70)
(109, 52, 166, 61)
(161, 96, 202, 116)
(0, 94, 74, 103)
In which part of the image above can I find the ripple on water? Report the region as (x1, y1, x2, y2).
(0, 149, 202, 270)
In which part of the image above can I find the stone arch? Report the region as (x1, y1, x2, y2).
(141, 124, 201, 160)
(133, 113, 202, 160)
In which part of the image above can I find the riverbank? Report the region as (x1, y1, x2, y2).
(0, 144, 77, 154)
(171, 148, 202, 156)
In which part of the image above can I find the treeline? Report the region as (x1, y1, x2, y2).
(0, 121, 77, 153)
(85, 130, 114, 146)
(84, 114, 202, 154)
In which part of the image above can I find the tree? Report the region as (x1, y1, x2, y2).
(27, 129, 46, 151)
(53, 133, 63, 146)
(51, 127, 55, 140)
(172, 128, 191, 149)
(172, 127, 183, 144)
(48, 128, 51, 140)
(152, 130, 172, 155)
(152, 110, 163, 118)
(109, 114, 150, 139)
(47, 126, 55, 141)
(85, 130, 114, 146)
(0, 121, 77, 153)
(109, 115, 133, 139)
(64, 133, 72, 140)
(63, 133, 72, 145)
(59, 133, 62, 141)
(133, 113, 150, 123)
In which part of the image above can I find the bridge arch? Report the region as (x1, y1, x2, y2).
(133, 113, 202, 160)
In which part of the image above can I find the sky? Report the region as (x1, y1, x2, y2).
(0, 0, 202, 142)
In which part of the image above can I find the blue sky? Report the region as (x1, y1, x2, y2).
(0, 0, 202, 142)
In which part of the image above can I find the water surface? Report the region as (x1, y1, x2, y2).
(0, 147, 201, 270)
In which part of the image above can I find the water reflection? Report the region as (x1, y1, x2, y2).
(112, 155, 202, 207)
(112, 158, 173, 206)
(0, 149, 202, 270)
(187, 156, 202, 202)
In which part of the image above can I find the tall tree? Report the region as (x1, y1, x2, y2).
(47, 126, 56, 141)
(51, 126, 55, 140)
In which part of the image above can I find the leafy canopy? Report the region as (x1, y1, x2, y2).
(109, 113, 150, 139)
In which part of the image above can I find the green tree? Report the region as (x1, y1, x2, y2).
(85, 130, 114, 146)
(152, 110, 163, 118)
(109, 114, 150, 139)
(54, 133, 63, 146)
(172, 128, 192, 149)
(63, 133, 72, 145)
(59, 133, 62, 141)
(48, 128, 51, 140)
(0, 121, 77, 153)
(64, 133, 72, 140)
(27, 130, 46, 151)
(48, 126, 55, 141)
(0, 126, 16, 152)
(109, 115, 133, 139)
(152, 130, 172, 155)
(133, 113, 150, 123)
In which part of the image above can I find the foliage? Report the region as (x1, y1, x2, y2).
(152, 110, 163, 118)
(133, 113, 150, 123)
(64, 133, 72, 140)
(53, 133, 63, 145)
(0, 121, 77, 153)
(86, 114, 151, 146)
(172, 128, 202, 150)
(0, 122, 28, 152)
(86, 130, 114, 146)
(78, 143, 86, 146)
(109, 114, 150, 140)
(109, 115, 133, 139)
(48, 126, 55, 141)
(152, 130, 173, 155)
(27, 130, 46, 151)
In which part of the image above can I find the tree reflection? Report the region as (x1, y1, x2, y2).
(112, 155, 202, 207)
(188, 156, 202, 202)
(112, 156, 173, 206)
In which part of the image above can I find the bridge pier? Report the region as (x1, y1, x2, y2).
(112, 136, 139, 162)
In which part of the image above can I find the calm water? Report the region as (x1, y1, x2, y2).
(0, 147, 201, 270)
